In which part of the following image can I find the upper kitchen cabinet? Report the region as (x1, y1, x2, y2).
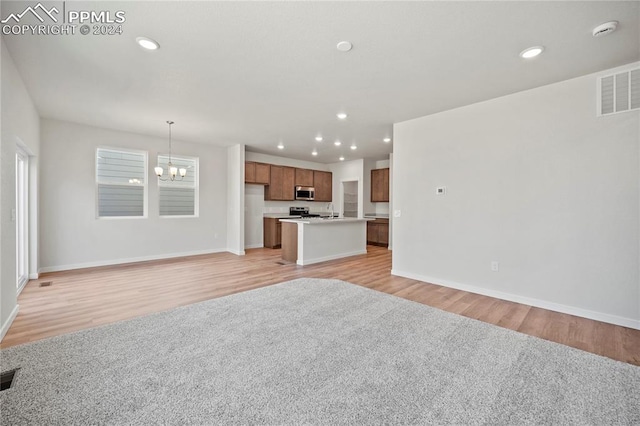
(313, 170, 332, 202)
(371, 168, 390, 202)
(295, 168, 314, 187)
(265, 165, 295, 201)
(245, 161, 270, 185)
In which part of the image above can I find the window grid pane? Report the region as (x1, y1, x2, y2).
(157, 155, 198, 217)
(98, 185, 144, 217)
(159, 187, 195, 216)
(157, 155, 196, 188)
(97, 149, 145, 185)
(97, 148, 147, 218)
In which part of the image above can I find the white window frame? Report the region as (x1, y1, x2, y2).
(157, 154, 199, 218)
(96, 147, 148, 219)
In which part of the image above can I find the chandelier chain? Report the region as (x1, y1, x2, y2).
(155, 120, 185, 182)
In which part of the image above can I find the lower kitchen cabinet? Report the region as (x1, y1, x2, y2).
(264, 217, 283, 248)
(366, 218, 389, 247)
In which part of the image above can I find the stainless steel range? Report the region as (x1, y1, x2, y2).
(289, 207, 320, 218)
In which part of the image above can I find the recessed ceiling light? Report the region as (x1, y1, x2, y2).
(336, 112, 348, 120)
(336, 41, 353, 52)
(315, 136, 323, 142)
(334, 140, 342, 146)
(592, 21, 618, 37)
(136, 37, 160, 51)
(277, 143, 284, 150)
(312, 150, 318, 156)
(383, 138, 391, 143)
(339, 156, 345, 161)
(350, 144, 357, 150)
(520, 46, 544, 59)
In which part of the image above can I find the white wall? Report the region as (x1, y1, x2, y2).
(388, 153, 393, 250)
(227, 144, 244, 255)
(393, 62, 640, 329)
(244, 184, 264, 248)
(245, 152, 330, 172)
(39, 119, 228, 271)
(1, 40, 40, 338)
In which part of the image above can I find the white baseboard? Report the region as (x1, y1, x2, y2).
(298, 250, 367, 266)
(244, 244, 263, 249)
(29, 273, 39, 280)
(39, 248, 228, 274)
(227, 249, 246, 256)
(0, 305, 19, 342)
(391, 269, 640, 331)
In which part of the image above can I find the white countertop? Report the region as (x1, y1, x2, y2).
(364, 214, 390, 219)
(263, 213, 337, 219)
(279, 217, 372, 225)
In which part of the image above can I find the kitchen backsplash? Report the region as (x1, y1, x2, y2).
(264, 200, 333, 213)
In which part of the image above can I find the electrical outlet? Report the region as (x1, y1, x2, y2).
(436, 186, 446, 195)
(491, 261, 499, 272)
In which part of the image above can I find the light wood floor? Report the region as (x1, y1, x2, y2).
(3, 246, 639, 366)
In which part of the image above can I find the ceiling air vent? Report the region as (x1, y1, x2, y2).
(599, 68, 640, 116)
(592, 21, 618, 38)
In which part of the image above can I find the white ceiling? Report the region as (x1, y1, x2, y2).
(2, 1, 639, 163)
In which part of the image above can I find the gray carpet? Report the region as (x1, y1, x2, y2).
(1, 278, 638, 425)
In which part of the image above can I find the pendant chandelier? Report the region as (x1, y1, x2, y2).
(154, 120, 186, 181)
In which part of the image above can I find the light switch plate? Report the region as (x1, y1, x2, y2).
(394, 210, 401, 218)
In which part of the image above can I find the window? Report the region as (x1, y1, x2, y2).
(157, 155, 198, 217)
(96, 148, 147, 218)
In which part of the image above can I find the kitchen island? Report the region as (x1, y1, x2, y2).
(279, 218, 371, 265)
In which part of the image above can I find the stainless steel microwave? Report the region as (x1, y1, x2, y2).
(295, 186, 315, 201)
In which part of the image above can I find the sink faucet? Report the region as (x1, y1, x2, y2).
(327, 203, 334, 219)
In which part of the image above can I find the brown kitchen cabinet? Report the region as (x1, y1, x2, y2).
(295, 168, 314, 187)
(263, 217, 283, 248)
(281, 222, 298, 262)
(245, 161, 270, 184)
(265, 165, 295, 201)
(371, 168, 390, 202)
(367, 218, 389, 247)
(248, 160, 333, 201)
(313, 170, 332, 202)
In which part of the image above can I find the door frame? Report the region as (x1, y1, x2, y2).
(16, 145, 29, 293)
(339, 177, 362, 218)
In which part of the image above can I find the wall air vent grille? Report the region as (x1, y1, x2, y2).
(599, 68, 640, 116)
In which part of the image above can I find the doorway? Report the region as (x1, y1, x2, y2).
(16, 147, 29, 293)
(342, 180, 358, 218)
